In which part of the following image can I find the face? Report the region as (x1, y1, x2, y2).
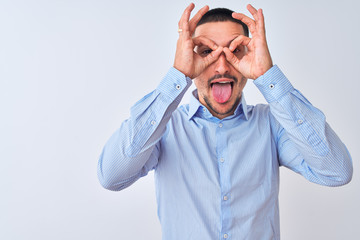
(193, 21, 247, 119)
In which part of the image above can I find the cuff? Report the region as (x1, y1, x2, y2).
(253, 65, 294, 103)
(157, 67, 192, 101)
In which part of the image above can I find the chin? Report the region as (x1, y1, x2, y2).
(204, 96, 240, 118)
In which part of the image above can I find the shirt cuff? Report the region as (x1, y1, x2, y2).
(253, 65, 294, 103)
(157, 67, 192, 101)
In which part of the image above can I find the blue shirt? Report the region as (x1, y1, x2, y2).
(97, 65, 353, 240)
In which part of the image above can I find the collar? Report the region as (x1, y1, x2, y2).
(187, 90, 249, 121)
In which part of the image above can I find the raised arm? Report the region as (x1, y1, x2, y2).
(97, 3, 222, 191)
(224, 4, 352, 185)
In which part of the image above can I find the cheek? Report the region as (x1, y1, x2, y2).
(194, 77, 209, 91)
(238, 78, 247, 89)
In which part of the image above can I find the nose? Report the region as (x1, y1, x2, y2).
(214, 53, 231, 75)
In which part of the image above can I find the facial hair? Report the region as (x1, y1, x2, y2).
(202, 74, 244, 118)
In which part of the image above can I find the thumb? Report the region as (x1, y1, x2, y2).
(223, 47, 240, 69)
(202, 46, 223, 68)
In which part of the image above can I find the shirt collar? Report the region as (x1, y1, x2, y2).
(187, 90, 249, 121)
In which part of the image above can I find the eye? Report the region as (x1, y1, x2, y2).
(232, 48, 241, 54)
(199, 48, 213, 57)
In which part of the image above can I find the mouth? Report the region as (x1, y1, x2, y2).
(210, 78, 234, 104)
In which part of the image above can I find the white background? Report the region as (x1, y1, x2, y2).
(1, 0, 359, 239)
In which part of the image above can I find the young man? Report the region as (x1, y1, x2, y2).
(98, 3, 352, 239)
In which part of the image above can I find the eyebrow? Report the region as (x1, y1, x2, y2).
(195, 35, 242, 49)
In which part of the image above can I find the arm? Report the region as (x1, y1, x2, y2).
(254, 66, 353, 186)
(98, 3, 222, 191)
(97, 69, 192, 191)
(224, 4, 352, 186)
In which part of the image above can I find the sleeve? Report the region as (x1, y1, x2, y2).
(97, 67, 192, 191)
(254, 65, 353, 186)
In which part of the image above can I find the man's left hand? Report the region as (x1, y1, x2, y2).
(223, 4, 273, 80)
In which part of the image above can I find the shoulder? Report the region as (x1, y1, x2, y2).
(247, 103, 270, 119)
(161, 103, 190, 140)
(172, 104, 190, 119)
(164, 103, 190, 129)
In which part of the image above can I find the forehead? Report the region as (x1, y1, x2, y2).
(194, 21, 245, 46)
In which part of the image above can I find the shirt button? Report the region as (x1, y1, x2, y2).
(176, 84, 181, 90)
(203, 108, 206, 112)
(223, 195, 228, 201)
(223, 233, 228, 239)
(269, 84, 275, 89)
(220, 158, 224, 163)
(151, 120, 156, 125)
(218, 123, 223, 128)
(297, 119, 303, 124)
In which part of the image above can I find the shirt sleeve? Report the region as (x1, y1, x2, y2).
(254, 65, 353, 186)
(97, 68, 192, 191)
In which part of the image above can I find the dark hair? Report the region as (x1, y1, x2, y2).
(197, 8, 249, 37)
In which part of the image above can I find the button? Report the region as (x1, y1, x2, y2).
(223, 233, 228, 239)
(151, 120, 156, 125)
(220, 158, 224, 163)
(269, 84, 275, 89)
(176, 84, 181, 90)
(223, 195, 228, 201)
(297, 119, 303, 124)
(203, 108, 206, 112)
(218, 123, 223, 128)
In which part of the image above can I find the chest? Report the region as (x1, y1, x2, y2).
(157, 115, 279, 189)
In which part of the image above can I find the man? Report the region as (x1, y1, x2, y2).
(97, 3, 353, 239)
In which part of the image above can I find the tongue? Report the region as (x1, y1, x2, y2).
(212, 83, 232, 103)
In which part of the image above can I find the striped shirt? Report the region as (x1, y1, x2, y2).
(98, 65, 353, 240)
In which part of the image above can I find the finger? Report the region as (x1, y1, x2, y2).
(257, 8, 266, 34)
(232, 12, 256, 33)
(228, 35, 251, 51)
(189, 5, 209, 34)
(198, 46, 223, 68)
(223, 47, 240, 67)
(178, 3, 195, 32)
(247, 4, 259, 22)
(192, 36, 218, 50)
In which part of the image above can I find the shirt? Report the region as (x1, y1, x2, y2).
(97, 65, 353, 240)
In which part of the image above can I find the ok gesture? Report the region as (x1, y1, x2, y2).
(223, 4, 273, 80)
(173, 3, 223, 79)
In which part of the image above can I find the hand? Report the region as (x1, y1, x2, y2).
(223, 4, 273, 80)
(173, 3, 223, 79)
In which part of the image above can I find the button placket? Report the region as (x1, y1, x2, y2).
(216, 121, 231, 240)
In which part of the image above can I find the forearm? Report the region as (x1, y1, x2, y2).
(97, 68, 192, 191)
(254, 65, 353, 186)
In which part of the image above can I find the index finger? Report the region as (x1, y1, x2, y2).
(192, 36, 218, 51)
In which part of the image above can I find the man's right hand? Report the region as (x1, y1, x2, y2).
(173, 3, 223, 79)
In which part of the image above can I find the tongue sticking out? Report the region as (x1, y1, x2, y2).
(212, 83, 232, 103)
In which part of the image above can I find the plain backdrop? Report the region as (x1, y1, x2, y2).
(1, 0, 359, 239)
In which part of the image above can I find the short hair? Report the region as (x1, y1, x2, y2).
(196, 8, 249, 37)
